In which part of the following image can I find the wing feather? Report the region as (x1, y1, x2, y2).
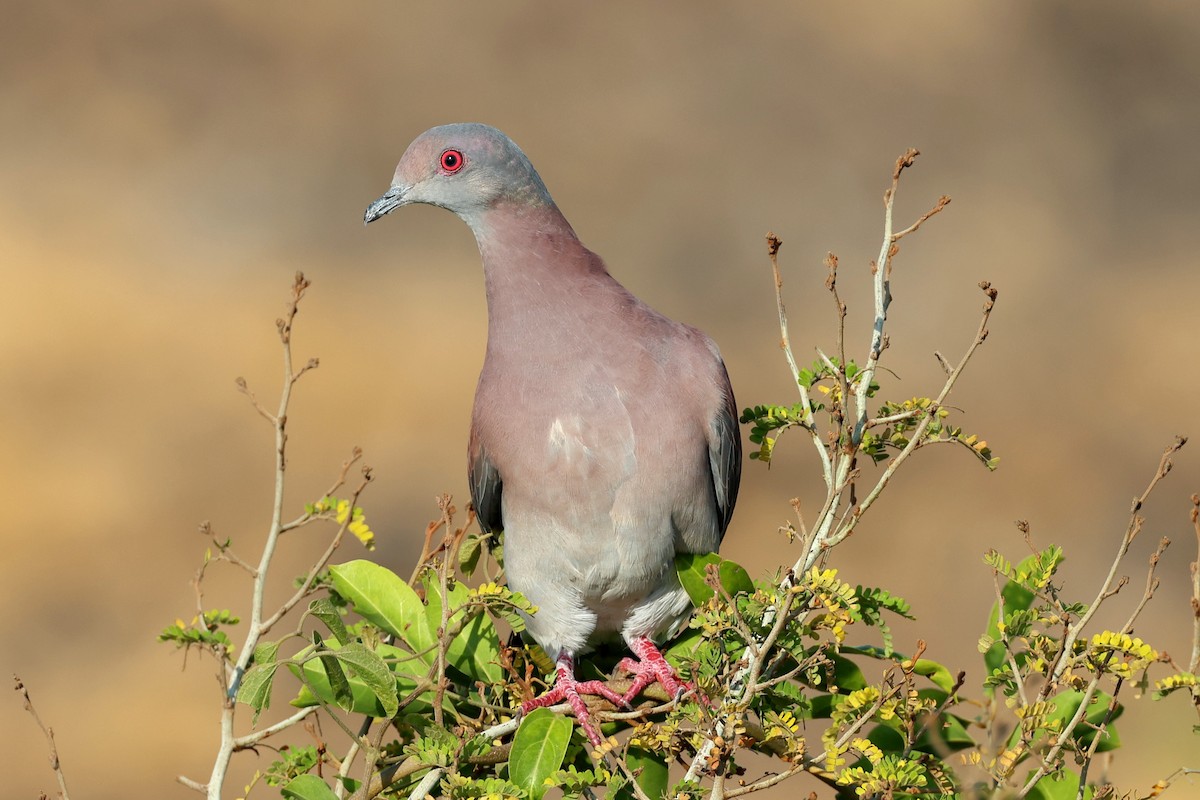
(468, 425, 503, 534)
(708, 366, 742, 539)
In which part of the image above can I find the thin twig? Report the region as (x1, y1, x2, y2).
(798, 281, 996, 571)
(14, 675, 71, 800)
(1075, 678, 1125, 800)
(991, 568, 1031, 709)
(851, 149, 934, 450)
(1048, 438, 1186, 686)
(178, 776, 207, 793)
(227, 272, 313, 697)
(194, 273, 375, 800)
(1017, 675, 1104, 798)
(360, 715, 393, 800)
(260, 470, 373, 633)
(1190, 494, 1200, 674)
(1119, 537, 1169, 636)
(335, 717, 376, 800)
(279, 448, 364, 534)
(825, 251, 851, 448)
(767, 233, 833, 487)
(1149, 767, 1200, 796)
(433, 495, 455, 726)
(235, 377, 277, 424)
(723, 764, 809, 798)
(892, 195, 951, 241)
(864, 407, 924, 429)
(904, 670, 967, 759)
(200, 521, 258, 575)
(232, 707, 316, 749)
(767, 232, 803, 392)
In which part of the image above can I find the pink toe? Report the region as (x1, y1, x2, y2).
(520, 652, 628, 746)
(620, 636, 696, 703)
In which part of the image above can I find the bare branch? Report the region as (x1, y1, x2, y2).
(14, 675, 71, 800)
(723, 764, 808, 798)
(260, 469, 373, 632)
(231, 707, 316, 750)
(1120, 537, 1169, 636)
(1190, 494, 1200, 674)
(280, 447, 365, 534)
(178, 775, 207, 793)
(1018, 666, 1113, 799)
(234, 376, 277, 425)
(1075, 678, 1125, 800)
(801, 280, 996, 567)
(199, 521, 257, 575)
(406, 768, 444, 800)
(1049, 437, 1186, 685)
(194, 272, 379, 800)
(892, 194, 951, 241)
(864, 407, 924, 429)
(767, 233, 833, 487)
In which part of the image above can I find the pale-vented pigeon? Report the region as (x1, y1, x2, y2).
(365, 123, 740, 745)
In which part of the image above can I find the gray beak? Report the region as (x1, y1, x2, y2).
(364, 186, 408, 224)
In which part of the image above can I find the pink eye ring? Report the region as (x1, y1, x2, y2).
(440, 149, 465, 173)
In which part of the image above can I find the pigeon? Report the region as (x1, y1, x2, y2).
(365, 123, 740, 745)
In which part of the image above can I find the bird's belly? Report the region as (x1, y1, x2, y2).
(499, 456, 713, 653)
(502, 510, 693, 654)
(481, 380, 720, 655)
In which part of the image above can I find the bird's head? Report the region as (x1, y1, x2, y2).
(364, 123, 553, 227)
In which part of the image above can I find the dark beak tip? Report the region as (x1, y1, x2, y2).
(364, 187, 406, 226)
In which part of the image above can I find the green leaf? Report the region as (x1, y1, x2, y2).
(424, 573, 503, 683)
(1075, 690, 1123, 752)
(865, 722, 905, 752)
(460, 534, 483, 576)
(281, 774, 339, 800)
(1026, 771, 1091, 800)
(1005, 690, 1123, 753)
(290, 641, 440, 717)
(236, 662, 279, 722)
(918, 713, 975, 753)
(664, 629, 704, 669)
(675, 553, 753, 607)
(318, 651, 353, 711)
(620, 746, 668, 800)
(333, 642, 400, 717)
(308, 598, 350, 646)
(808, 693, 838, 719)
(821, 653, 868, 692)
(983, 567, 1036, 678)
(253, 639, 281, 667)
(510, 707, 573, 800)
(911, 659, 957, 693)
(329, 560, 435, 659)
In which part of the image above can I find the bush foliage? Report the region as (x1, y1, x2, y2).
(144, 154, 1200, 800)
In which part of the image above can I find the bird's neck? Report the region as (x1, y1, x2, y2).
(471, 201, 619, 342)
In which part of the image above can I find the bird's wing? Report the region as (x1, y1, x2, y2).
(468, 424, 503, 534)
(708, 365, 742, 540)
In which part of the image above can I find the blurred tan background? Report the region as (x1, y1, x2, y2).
(4, 2, 1199, 797)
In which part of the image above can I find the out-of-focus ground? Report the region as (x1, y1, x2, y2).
(3, 3, 1199, 797)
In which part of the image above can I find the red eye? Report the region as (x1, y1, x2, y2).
(440, 149, 465, 173)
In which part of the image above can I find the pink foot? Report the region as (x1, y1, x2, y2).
(617, 636, 694, 705)
(520, 652, 628, 746)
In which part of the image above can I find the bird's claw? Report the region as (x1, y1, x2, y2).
(617, 636, 699, 706)
(519, 653, 627, 746)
